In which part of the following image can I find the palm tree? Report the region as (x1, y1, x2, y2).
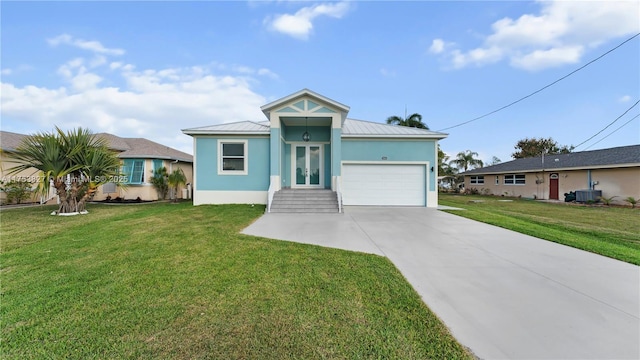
(7, 127, 120, 214)
(451, 150, 483, 172)
(150, 166, 169, 200)
(167, 168, 186, 202)
(386, 113, 429, 129)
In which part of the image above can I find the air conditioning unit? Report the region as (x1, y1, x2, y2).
(575, 190, 602, 202)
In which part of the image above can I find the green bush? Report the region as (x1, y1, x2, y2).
(150, 167, 169, 200)
(1, 180, 33, 204)
(599, 196, 618, 206)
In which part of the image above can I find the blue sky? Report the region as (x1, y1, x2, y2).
(2, 1, 639, 164)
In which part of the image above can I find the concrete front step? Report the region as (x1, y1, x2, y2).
(271, 205, 338, 210)
(270, 208, 339, 213)
(273, 195, 338, 202)
(270, 189, 339, 213)
(277, 189, 334, 194)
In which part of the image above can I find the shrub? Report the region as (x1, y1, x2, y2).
(0, 180, 33, 204)
(625, 197, 637, 208)
(598, 196, 618, 206)
(462, 187, 480, 195)
(150, 167, 169, 200)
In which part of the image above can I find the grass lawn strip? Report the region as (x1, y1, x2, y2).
(439, 194, 640, 265)
(1, 203, 472, 359)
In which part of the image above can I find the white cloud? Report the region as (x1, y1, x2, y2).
(510, 45, 583, 71)
(451, 46, 504, 68)
(2, 35, 277, 155)
(89, 55, 107, 68)
(618, 95, 632, 103)
(266, 1, 350, 40)
(429, 39, 446, 54)
(47, 33, 125, 56)
(431, 0, 640, 71)
(257, 68, 279, 79)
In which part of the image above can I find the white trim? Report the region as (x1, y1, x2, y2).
(184, 131, 269, 136)
(217, 139, 248, 176)
(193, 190, 267, 205)
(342, 160, 430, 166)
(285, 141, 330, 145)
(291, 143, 324, 188)
(342, 134, 447, 140)
(427, 190, 438, 208)
(504, 174, 526, 185)
(260, 89, 350, 114)
(192, 137, 197, 196)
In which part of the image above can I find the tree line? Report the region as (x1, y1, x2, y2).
(385, 113, 574, 185)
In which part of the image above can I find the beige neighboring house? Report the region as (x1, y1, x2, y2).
(0, 130, 193, 204)
(461, 145, 640, 204)
(93, 133, 193, 201)
(0, 131, 54, 204)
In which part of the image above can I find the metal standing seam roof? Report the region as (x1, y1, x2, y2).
(182, 121, 270, 135)
(342, 118, 448, 138)
(182, 118, 448, 139)
(462, 145, 640, 175)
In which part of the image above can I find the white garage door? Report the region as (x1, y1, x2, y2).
(341, 164, 426, 206)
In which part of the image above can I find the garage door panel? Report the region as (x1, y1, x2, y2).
(342, 164, 426, 206)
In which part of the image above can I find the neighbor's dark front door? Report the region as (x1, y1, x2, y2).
(549, 173, 559, 200)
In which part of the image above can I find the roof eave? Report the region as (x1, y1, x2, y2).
(118, 154, 193, 162)
(342, 134, 448, 139)
(182, 130, 270, 136)
(463, 162, 640, 175)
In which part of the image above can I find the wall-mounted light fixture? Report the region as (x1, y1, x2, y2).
(430, 166, 434, 172)
(302, 117, 310, 142)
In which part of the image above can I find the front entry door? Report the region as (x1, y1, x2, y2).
(294, 144, 322, 188)
(549, 173, 559, 200)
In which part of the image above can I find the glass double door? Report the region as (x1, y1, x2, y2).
(294, 144, 322, 187)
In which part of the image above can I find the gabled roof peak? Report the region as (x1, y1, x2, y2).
(260, 89, 350, 119)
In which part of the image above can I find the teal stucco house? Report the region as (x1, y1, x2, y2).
(182, 89, 447, 211)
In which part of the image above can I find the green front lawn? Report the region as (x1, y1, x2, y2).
(1, 203, 472, 359)
(439, 194, 640, 265)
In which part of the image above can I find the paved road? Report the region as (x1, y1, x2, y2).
(243, 207, 640, 360)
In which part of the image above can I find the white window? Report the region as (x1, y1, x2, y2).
(470, 175, 484, 184)
(495, 176, 499, 185)
(218, 140, 248, 175)
(504, 174, 525, 185)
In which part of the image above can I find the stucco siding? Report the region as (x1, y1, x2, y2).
(465, 167, 640, 203)
(588, 168, 640, 202)
(324, 144, 331, 189)
(342, 139, 438, 192)
(283, 126, 330, 142)
(194, 137, 270, 192)
(0, 155, 44, 204)
(92, 159, 193, 201)
(283, 142, 291, 187)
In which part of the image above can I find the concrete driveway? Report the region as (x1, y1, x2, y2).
(242, 207, 640, 360)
